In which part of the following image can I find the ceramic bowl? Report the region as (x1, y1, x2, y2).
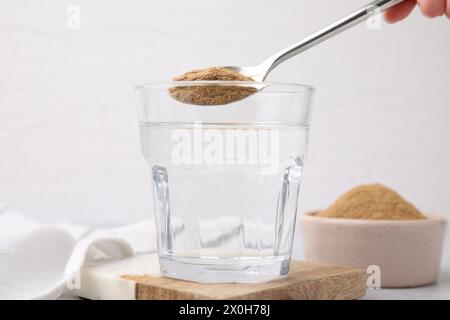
(299, 212, 447, 287)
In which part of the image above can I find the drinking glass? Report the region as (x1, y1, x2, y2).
(136, 81, 314, 283)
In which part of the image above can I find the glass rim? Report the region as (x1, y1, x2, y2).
(135, 81, 316, 93)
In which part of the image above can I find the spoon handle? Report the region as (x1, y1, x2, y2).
(263, 0, 405, 77)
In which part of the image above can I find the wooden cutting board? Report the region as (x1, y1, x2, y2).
(72, 254, 367, 300)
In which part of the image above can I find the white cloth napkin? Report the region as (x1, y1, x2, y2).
(0, 203, 156, 300)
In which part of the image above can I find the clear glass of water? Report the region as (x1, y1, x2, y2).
(136, 81, 314, 283)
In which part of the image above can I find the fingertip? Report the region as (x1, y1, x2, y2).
(383, 11, 400, 23)
(446, 0, 450, 18)
(418, 0, 446, 18)
(383, 0, 417, 23)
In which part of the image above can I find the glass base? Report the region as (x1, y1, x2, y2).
(159, 255, 291, 283)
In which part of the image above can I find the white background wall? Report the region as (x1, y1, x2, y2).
(1, 0, 449, 225)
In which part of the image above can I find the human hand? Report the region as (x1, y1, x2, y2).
(384, 0, 449, 23)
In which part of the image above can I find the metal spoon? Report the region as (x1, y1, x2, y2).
(227, 0, 405, 82)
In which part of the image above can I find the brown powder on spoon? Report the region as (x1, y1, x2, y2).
(174, 67, 254, 81)
(317, 184, 426, 220)
(169, 67, 257, 106)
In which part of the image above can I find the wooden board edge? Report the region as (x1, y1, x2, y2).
(135, 268, 368, 300)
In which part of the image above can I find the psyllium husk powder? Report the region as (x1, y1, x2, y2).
(317, 184, 426, 220)
(169, 67, 256, 106)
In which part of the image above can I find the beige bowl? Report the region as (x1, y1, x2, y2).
(299, 212, 447, 288)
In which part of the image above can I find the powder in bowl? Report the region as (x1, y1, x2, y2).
(317, 184, 426, 220)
